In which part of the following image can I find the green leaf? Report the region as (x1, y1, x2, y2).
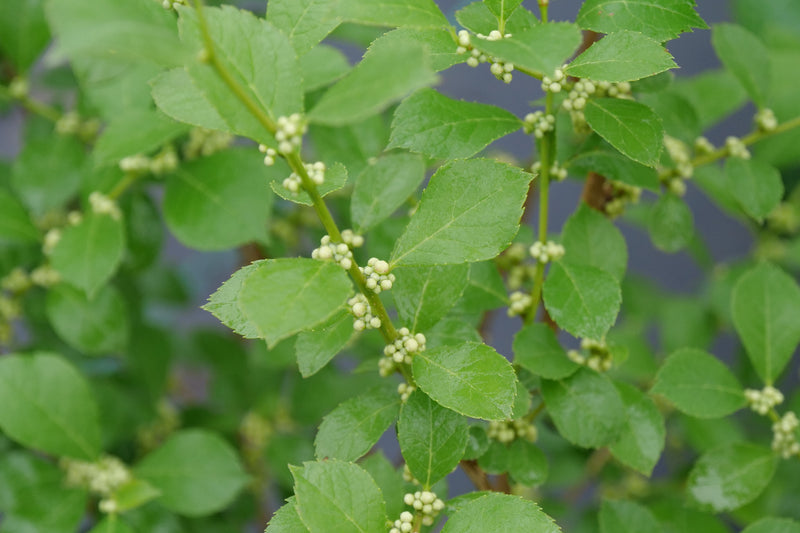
(463, 425, 490, 460)
(568, 150, 659, 191)
(351, 153, 425, 232)
(672, 69, 747, 131)
(12, 134, 86, 217)
(309, 115, 388, 178)
(0, 189, 40, 244)
(584, 98, 664, 166)
(543, 262, 621, 340)
(270, 162, 348, 206)
(484, 0, 525, 22)
(398, 390, 468, 487)
(507, 440, 548, 486)
(608, 382, 665, 476)
(637, 91, 700, 143)
(599, 499, 663, 533)
(0, 352, 101, 459)
(46, 284, 129, 355)
(742, 518, 800, 533)
(336, 0, 448, 29)
(541, 368, 626, 448)
(412, 341, 517, 420)
(150, 69, 229, 133)
(711, 24, 769, 107)
(731, 262, 800, 384)
(87, 518, 136, 533)
(393, 264, 470, 332)
(46, 0, 187, 67)
(266, 499, 309, 533)
(391, 159, 532, 266)
(291, 460, 387, 533)
(113, 479, 161, 513)
(93, 109, 189, 167)
(474, 23, 582, 76)
(725, 158, 784, 222)
(266, 0, 339, 55)
(380, 27, 471, 72)
(50, 210, 126, 297)
(561, 204, 628, 280)
(309, 34, 437, 125)
(687, 443, 777, 512)
(513, 323, 580, 380)
(296, 311, 354, 377)
(566, 31, 676, 82)
(389, 89, 522, 160)
(164, 149, 273, 250)
(648, 193, 694, 252)
(651, 348, 746, 418)
(314, 385, 400, 462)
(203, 262, 261, 339)
(135, 429, 249, 517)
(178, 5, 302, 145)
(0, 452, 86, 533)
(299, 45, 350, 92)
(577, 0, 707, 42)
(0, 0, 50, 71)
(456, 261, 508, 314)
(441, 492, 561, 533)
(237, 259, 352, 347)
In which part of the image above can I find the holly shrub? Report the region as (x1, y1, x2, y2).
(1, 0, 800, 532)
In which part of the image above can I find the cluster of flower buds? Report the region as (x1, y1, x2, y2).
(397, 491, 445, 528)
(311, 235, 353, 269)
(568, 337, 612, 372)
(398, 382, 416, 402)
(604, 180, 642, 218)
(488, 418, 538, 444)
(361, 257, 394, 294)
(694, 136, 715, 155)
(755, 108, 778, 132)
(258, 144, 278, 166)
(275, 114, 306, 154)
(507, 291, 532, 317)
(767, 203, 800, 235)
(55, 111, 100, 140)
(772, 411, 800, 459)
(744, 385, 784, 415)
(541, 66, 566, 93)
(402, 463, 420, 485)
(531, 160, 568, 181)
(89, 191, 122, 221)
(183, 127, 233, 159)
(341, 229, 364, 248)
(119, 154, 152, 174)
(42, 228, 62, 255)
(456, 30, 514, 83)
(523, 111, 555, 139)
(348, 293, 381, 331)
(664, 136, 694, 179)
(30, 265, 61, 287)
(159, 0, 187, 8)
(1, 268, 32, 294)
(561, 79, 596, 112)
(529, 240, 565, 264)
(283, 161, 326, 193)
(384, 328, 427, 366)
(62, 455, 131, 497)
(725, 136, 751, 159)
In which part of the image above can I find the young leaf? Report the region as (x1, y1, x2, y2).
(577, 0, 707, 42)
(393, 264, 470, 332)
(507, 440, 548, 487)
(236, 259, 352, 347)
(0, 189, 40, 244)
(0, 0, 50, 72)
(203, 262, 262, 339)
(608, 382, 666, 476)
(46, 284, 129, 355)
(309, 36, 437, 125)
(50, 210, 126, 297)
(513, 323, 580, 380)
(266, 0, 339, 55)
(178, 6, 303, 145)
(731, 262, 800, 384)
(164, 149, 273, 250)
(561, 204, 628, 280)
(566, 31, 676, 82)
(391, 159, 533, 266)
(93, 109, 189, 167)
(584, 98, 664, 167)
(687, 443, 777, 512)
(711, 24, 770, 107)
(389, 88, 522, 160)
(543, 262, 621, 340)
(651, 348, 746, 418)
(648, 193, 694, 252)
(0, 352, 101, 459)
(351, 153, 426, 232)
(441, 492, 561, 533)
(270, 162, 348, 206)
(296, 310, 354, 377)
(398, 390, 468, 487)
(599, 499, 663, 533)
(567, 151, 660, 191)
(725, 158, 784, 222)
(291, 460, 387, 533)
(742, 518, 800, 533)
(412, 341, 517, 420)
(541, 368, 626, 448)
(336, 0, 449, 29)
(135, 429, 249, 517)
(315, 385, 401, 462)
(474, 23, 583, 77)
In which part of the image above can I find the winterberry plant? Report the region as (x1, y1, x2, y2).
(2, 0, 800, 532)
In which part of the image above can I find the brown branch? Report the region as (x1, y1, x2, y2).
(581, 172, 612, 212)
(460, 460, 493, 492)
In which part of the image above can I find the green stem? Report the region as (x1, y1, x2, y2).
(0, 84, 61, 123)
(190, 0, 402, 348)
(539, 0, 549, 23)
(108, 172, 140, 200)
